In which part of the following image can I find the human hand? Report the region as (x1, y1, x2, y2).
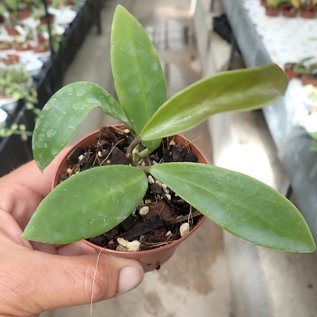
(0, 157, 144, 317)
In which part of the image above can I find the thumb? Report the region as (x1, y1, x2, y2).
(3, 249, 144, 315)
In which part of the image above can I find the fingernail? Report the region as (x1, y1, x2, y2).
(117, 266, 144, 294)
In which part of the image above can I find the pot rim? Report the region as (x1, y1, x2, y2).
(53, 124, 209, 255)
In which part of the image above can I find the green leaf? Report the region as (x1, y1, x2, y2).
(150, 163, 316, 252)
(140, 64, 288, 140)
(33, 81, 128, 170)
(23, 166, 147, 244)
(111, 5, 166, 150)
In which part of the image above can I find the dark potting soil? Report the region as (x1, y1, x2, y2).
(60, 126, 202, 251)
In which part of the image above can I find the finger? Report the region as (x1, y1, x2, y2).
(0, 149, 68, 227)
(30, 241, 58, 254)
(2, 148, 68, 197)
(32, 240, 97, 256)
(0, 210, 32, 249)
(1, 250, 144, 316)
(56, 241, 96, 256)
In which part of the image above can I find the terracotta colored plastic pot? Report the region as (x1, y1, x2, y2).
(18, 9, 32, 20)
(265, 6, 280, 17)
(281, 7, 298, 18)
(53, 125, 207, 272)
(284, 62, 299, 80)
(302, 75, 317, 87)
(299, 9, 316, 19)
(40, 13, 55, 25)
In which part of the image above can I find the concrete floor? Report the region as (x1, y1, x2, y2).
(209, 110, 317, 317)
(42, 1, 317, 317)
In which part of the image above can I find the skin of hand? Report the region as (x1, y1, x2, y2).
(0, 153, 144, 317)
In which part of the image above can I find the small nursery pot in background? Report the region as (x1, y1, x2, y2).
(284, 62, 298, 80)
(299, 8, 316, 19)
(53, 125, 207, 272)
(265, 6, 280, 16)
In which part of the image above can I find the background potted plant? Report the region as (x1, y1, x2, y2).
(0, 3, 6, 22)
(281, 0, 300, 17)
(301, 58, 317, 87)
(265, 0, 282, 16)
(3, 0, 19, 25)
(23, 5, 316, 272)
(300, 0, 317, 18)
(285, 56, 317, 86)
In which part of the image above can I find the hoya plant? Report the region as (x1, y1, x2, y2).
(23, 5, 315, 253)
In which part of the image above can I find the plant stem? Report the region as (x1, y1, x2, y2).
(126, 138, 154, 166)
(139, 149, 152, 166)
(138, 148, 152, 159)
(126, 136, 141, 164)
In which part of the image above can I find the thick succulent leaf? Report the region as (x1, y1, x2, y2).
(33, 81, 128, 170)
(150, 163, 316, 252)
(140, 64, 288, 140)
(23, 166, 147, 244)
(111, 5, 166, 150)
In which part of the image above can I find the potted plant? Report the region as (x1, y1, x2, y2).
(284, 62, 300, 80)
(285, 57, 317, 86)
(301, 58, 317, 87)
(3, 0, 19, 25)
(294, 56, 316, 78)
(0, 3, 6, 23)
(265, 0, 281, 16)
(281, 0, 300, 17)
(300, 0, 317, 18)
(22, 5, 316, 272)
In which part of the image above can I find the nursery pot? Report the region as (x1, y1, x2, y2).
(265, 6, 280, 17)
(299, 8, 316, 19)
(284, 62, 299, 80)
(40, 13, 55, 25)
(53, 125, 207, 272)
(18, 9, 32, 20)
(281, 7, 298, 18)
(302, 75, 317, 87)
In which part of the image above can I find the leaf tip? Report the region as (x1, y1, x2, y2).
(113, 4, 130, 21)
(22, 224, 34, 242)
(303, 235, 317, 253)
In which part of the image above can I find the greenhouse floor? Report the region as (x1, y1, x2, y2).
(42, 1, 317, 317)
